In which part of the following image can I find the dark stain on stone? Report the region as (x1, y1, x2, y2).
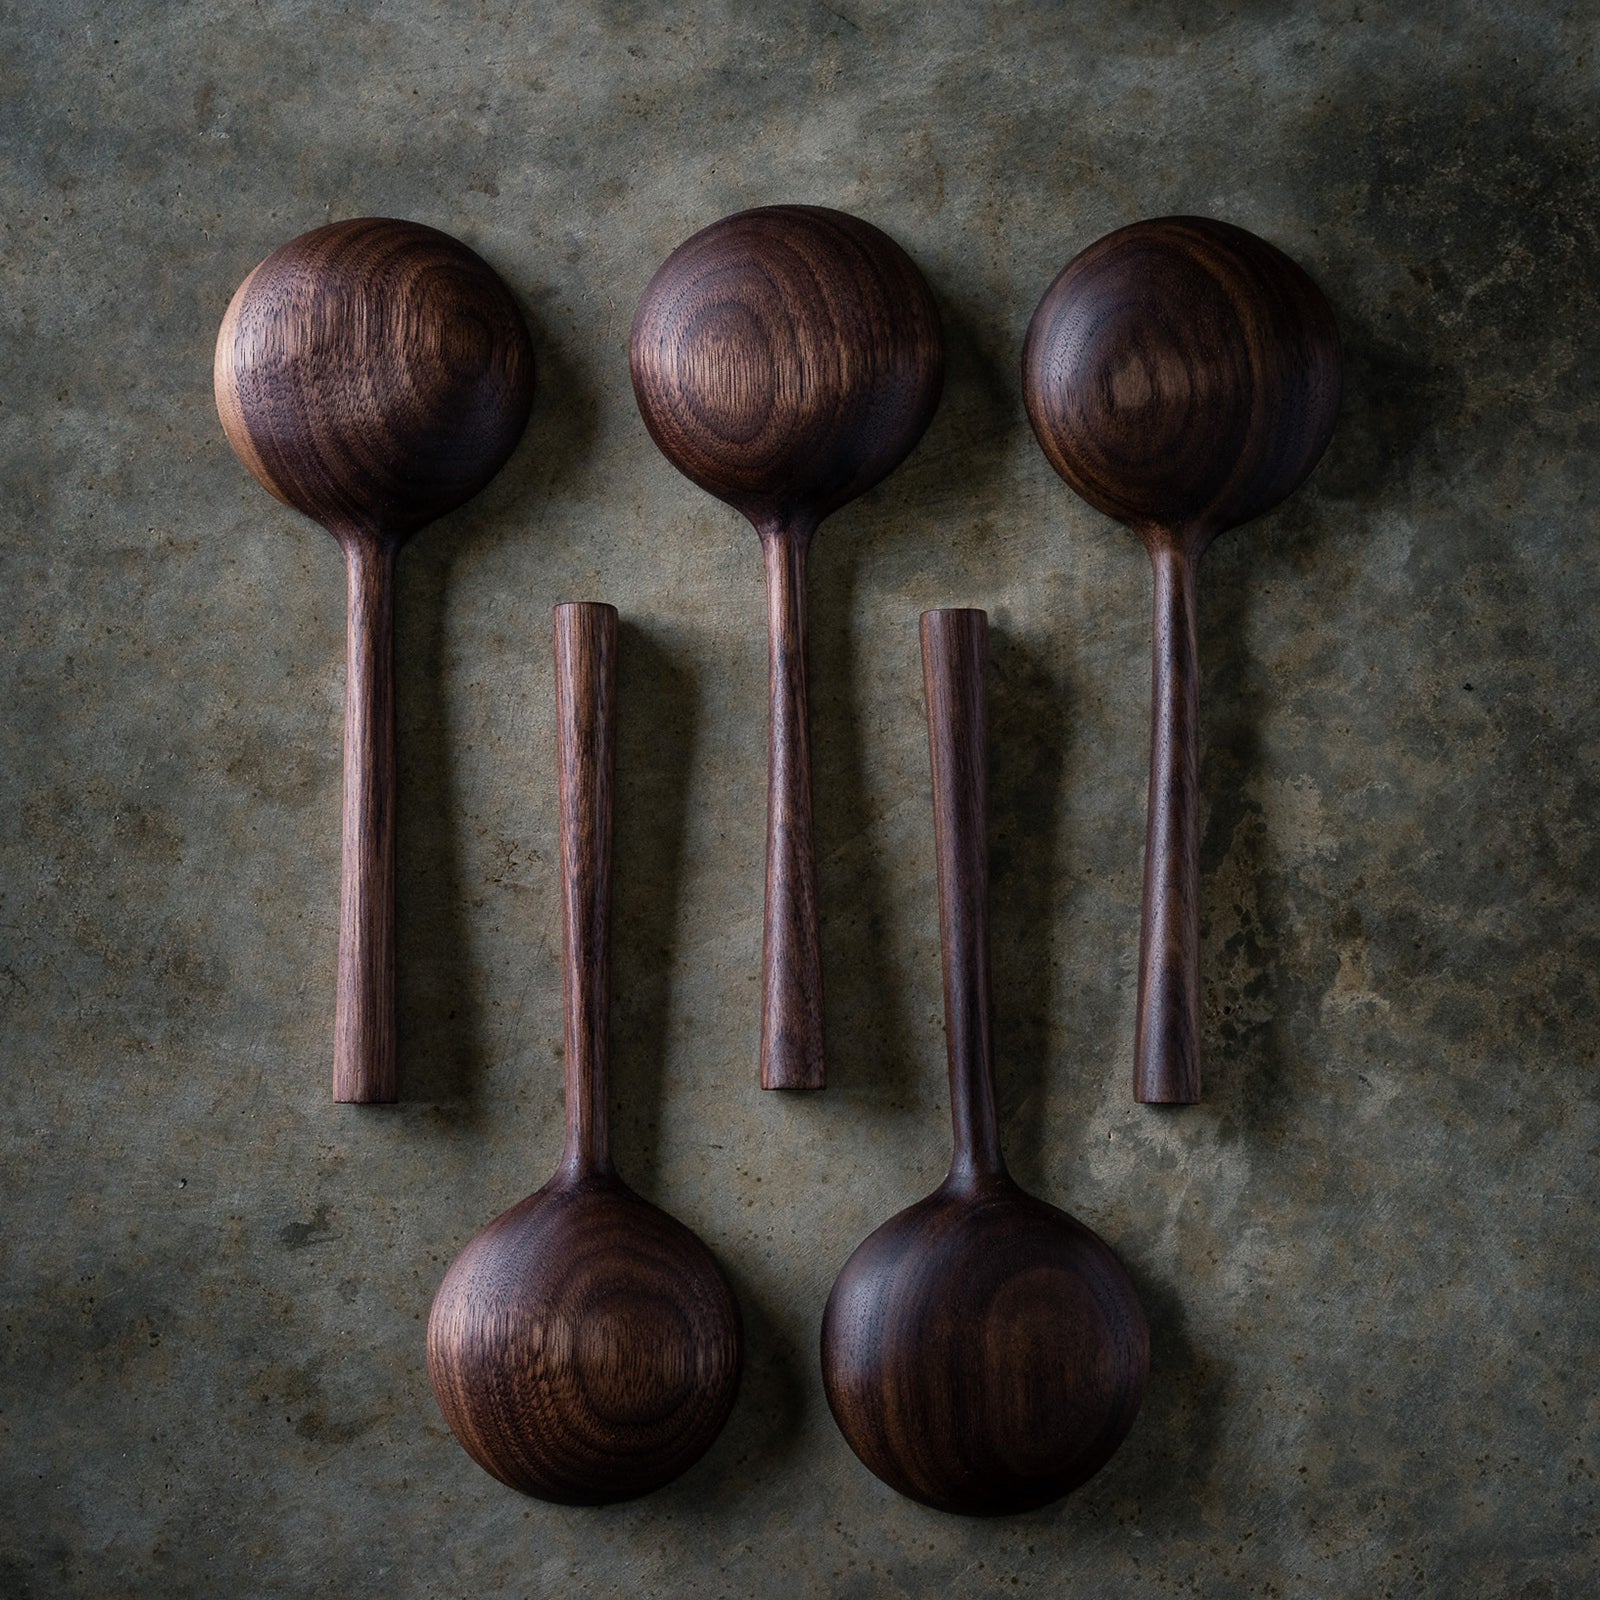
(262, 1358, 393, 1447)
(1287, 49, 1600, 489)
(293, 1405, 379, 1446)
(278, 1204, 336, 1250)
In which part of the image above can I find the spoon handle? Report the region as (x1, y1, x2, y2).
(1135, 539, 1203, 1104)
(759, 525, 825, 1091)
(921, 609, 1004, 1184)
(555, 602, 617, 1177)
(333, 536, 398, 1103)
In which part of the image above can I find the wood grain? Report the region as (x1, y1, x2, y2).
(334, 535, 397, 1106)
(1138, 539, 1204, 1104)
(1022, 216, 1342, 1103)
(820, 609, 1149, 1516)
(630, 204, 944, 1089)
(924, 608, 1003, 1186)
(427, 603, 742, 1504)
(557, 600, 615, 1179)
(214, 217, 535, 1102)
(759, 520, 824, 1089)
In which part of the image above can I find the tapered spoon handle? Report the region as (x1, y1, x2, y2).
(920, 609, 1005, 1183)
(1134, 539, 1203, 1104)
(759, 524, 826, 1091)
(555, 602, 618, 1176)
(333, 535, 398, 1104)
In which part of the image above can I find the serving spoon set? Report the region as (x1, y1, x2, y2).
(215, 205, 1339, 1513)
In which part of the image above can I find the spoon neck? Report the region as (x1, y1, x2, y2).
(943, 1153, 1010, 1195)
(755, 511, 819, 549)
(558, 1145, 615, 1183)
(334, 524, 402, 560)
(945, 1056, 1009, 1187)
(758, 530, 815, 750)
(1146, 539, 1201, 665)
(759, 523, 811, 637)
(1142, 531, 1202, 571)
(1141, 523, 1217, 571)
(339, 535, 398, 624)
(559, 1064, 613, 1177)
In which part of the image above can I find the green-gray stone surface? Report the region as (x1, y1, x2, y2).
(2, 2, 1596, 1594)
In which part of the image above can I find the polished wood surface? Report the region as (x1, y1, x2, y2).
(214, 217, 534, 1102)
(630, 204, 943, 1089)
(427, 604, 742, 1504)
(1022, 216, 1341, 1103)
(820, 609, 1149, 1516)
(337, 535, 398, 1106)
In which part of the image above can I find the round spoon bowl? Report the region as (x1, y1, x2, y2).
(428, 1177, 743, 1505)
(1022, 215, 1341, 550)
(215, 216, 534, 540)
(629, 203, 943, 529)
(822, 1176, 1149, 1516)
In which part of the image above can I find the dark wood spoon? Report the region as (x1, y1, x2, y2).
(1022, 217, 1341, 1104)
(630, 205, 943, 1090)
(427, 603, 742, 1504)
(214, 217, 534, 1103)
(820, 609, 1149, 1516)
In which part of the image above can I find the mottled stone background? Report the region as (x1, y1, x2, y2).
(3, 1, 1597, 1595)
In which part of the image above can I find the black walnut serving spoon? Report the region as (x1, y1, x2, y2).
(1022, 217, 1341, 1104)
(214, 217, 534, 1102)
(820, 609, 1149, 1515)
(427, 603, 742, 1504)
(630, 204, 943, 1090)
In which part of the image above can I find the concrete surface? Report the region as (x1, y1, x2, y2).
(3, 1, 1597, 1594)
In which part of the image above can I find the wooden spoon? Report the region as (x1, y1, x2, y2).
(427, 603, 742, 1504)
(214, 217, 534, 1103)
(1022, 217, 1341, 1104)
(820, 609, 1149, 1516)
(630, 205, 943, 1090)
